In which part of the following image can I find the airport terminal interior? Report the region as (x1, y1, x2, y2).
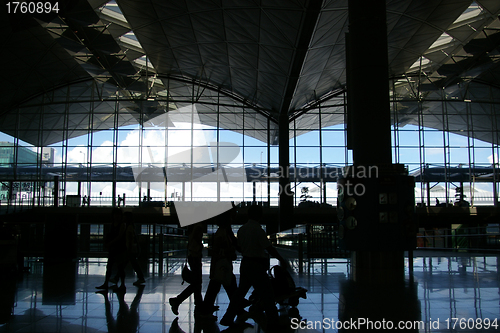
(1, 0, 500, 332)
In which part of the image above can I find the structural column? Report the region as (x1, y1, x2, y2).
(347, 0, 392, 164)
(338, 2, 420, 330)
(279, 110, 293, 231)
(343, 0, 414, 286)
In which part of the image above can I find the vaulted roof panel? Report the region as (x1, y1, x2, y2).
(2, 0, 500, 147)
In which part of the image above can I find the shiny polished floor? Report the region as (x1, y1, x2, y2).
(0, 251, 499, 333)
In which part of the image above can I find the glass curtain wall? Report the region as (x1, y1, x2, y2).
(1, 81, 500, 208)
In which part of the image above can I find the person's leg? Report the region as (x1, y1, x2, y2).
(169, 256, 203, 315)
(223, 273, 238, 301)
(220, 259, 253, 325)
(117, 259, 126, 289)
(176, 284, 194, 303)
(188, 256, 203, 308)
(169, 282, 195, 316)
(97, 254, 115, 288)
(129, 255, 145, 281)
(203, 279, 222, 311)
(111, 255, 125, 284)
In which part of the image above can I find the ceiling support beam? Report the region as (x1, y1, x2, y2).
(278, 0, 323, 118)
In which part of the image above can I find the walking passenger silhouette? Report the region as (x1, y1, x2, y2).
(169, 222, 205, 315)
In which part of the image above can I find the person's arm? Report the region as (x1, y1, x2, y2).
(265, 245, 287, 267)
(228, 229, 241, 253)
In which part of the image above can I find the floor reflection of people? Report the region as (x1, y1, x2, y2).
(169, 318, 187, 333)
(168, 316, 222, 333)
(97, 285, 144, 333)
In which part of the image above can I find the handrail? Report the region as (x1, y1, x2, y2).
(417, 225, 500, 252)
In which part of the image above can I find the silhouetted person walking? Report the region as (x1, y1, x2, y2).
(124, 212, 146, 285)
(96, 208, 127, 291)
(220, 205, 287, 330)
(169, 222, 205, 315)
(108, 212, 145, 286)
(203, 210, 239, 316)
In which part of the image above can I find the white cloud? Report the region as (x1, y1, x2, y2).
(425, 148, 443, 156)
(488, 153, 499, 165)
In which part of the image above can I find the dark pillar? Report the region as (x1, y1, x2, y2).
(53, 176, 59, 207)
(279, 110, 293, 231)
(252, 181, 256, 203)
(340, 3, 420, 327)
(8, 181, 13, 204)
(427, 182, 431, 207)
(493, 181, 498, 207)
(347, 0, 392, 166)
(341, 0, 416, 287)
(112, 181, 116, 207)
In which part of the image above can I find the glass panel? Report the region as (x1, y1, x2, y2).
(243, 182, 255, 202)
(321, 147, 346, 164)
(0, 132, 15, 142)
(295, 147, 320, 164)
(398, 129, 420, 147)
(93, 130, 115, 146)
(447, 132, 469, 148)
(296, 131, 320, 146)
(219, 130, 243, 146)
(243, 147, 266, 164)
(192, 130, 212, 146)
(321, 130, 345, 147)
(91, 146, 114, 164)
(449, 148, 469, 165)
(473, 147, 495, 164)
(269, 147, 278, 164)
(119, 129, 140, 146)
(93, 182, 113, 206)
(473, 134, 494, 147)
(244, 135, 266, 147)
(220, 183, 243, 201)
(117, 146, 140, 164)
(424, 130, 444, 147)
(67, 134, 90, 146)
(398, 148, 421, 165)
(67, 146, 89, 164)
(192, 182, 217, 201)
(424, 147, 445, 164)
(297, 182, 321, 203)
(168, 129, 192, 146)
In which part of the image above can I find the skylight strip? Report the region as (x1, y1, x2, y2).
(408, 57, 431, 70)
(133, 57, 155, 70)
(118, 36, 144, 53)
(100, 7, 130, 28)
(428, 33, 453, 50)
